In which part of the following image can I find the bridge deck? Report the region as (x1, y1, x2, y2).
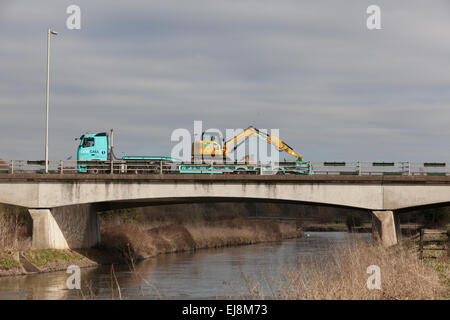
(2, 174, 450, 184)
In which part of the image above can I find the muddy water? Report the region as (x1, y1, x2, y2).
(0, 232, 370, 300)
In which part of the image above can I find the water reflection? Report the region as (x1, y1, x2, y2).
(0, 232, 369, 300)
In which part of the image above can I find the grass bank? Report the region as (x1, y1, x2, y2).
(0, 251, 21, 275)
(0, 249, 95, 277)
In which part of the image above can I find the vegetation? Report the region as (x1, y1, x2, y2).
(0, 252, 20, 270)
(244, 240, 447, 300)
(24, 249, 82, 266)
(0, 204, 32, 250)
(404, 230, 450, 298)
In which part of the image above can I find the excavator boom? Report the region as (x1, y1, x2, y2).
(223, 126, 303, 161)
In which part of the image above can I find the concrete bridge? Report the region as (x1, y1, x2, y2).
(1, 174, 450, 249)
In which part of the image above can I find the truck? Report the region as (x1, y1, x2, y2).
(76, 130, 177, 174)
(76, 128, 313, 174)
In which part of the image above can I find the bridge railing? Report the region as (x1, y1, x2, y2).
(311, 161, 450, 176)
(0, 160, 308, 175)
(1, 160, 450, 176)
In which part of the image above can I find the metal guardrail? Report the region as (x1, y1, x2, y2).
(1, 160, 450, 176)
(311, 161, 450, 176)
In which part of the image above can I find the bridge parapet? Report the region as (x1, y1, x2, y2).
(1, 160, 450, 176)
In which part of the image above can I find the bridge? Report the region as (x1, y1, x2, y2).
(1, 160, 450, 250)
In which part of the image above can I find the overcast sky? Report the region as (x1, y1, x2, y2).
(1, 0, 449, 161)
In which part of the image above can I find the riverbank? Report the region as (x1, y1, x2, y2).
(0, 218, 302, 277)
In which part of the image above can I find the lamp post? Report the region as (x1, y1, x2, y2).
(45, 28, 57, 173)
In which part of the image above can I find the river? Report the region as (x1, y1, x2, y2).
(0, 232, 370, 300)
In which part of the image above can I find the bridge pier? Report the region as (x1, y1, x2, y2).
(29, 204, 100, 249)
(371, 210, 401, 247)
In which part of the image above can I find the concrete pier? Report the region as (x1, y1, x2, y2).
(371, 210, 401, 247)
(29, 204, 100, 249)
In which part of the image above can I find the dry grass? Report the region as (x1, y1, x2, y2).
(100, 224, 158, 261)
(187, 219, 280, 249)
(186, 219, 301, 249)
(0, 205, 32, 250)
(278, 222, 303, 238)
(248, 240, 446, 300)
(147, 224, 197, 253)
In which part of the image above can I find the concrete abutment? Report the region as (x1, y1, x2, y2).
(29, 204, 100, 249)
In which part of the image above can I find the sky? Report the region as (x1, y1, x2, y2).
(1, 0, 449, 161)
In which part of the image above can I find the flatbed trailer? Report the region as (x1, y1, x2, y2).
(178, 161, 312, 174)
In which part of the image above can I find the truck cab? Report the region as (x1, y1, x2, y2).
(77, 132, 109, 161)
(77, 132, 109, 172)
(76, 131, 180, 174)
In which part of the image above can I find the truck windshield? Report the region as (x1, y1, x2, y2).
(82, 138, 95, 148)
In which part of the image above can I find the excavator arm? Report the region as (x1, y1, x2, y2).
(223, 126, 304, 161)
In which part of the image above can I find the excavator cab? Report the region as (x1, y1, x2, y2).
(192, 130, 224, 161)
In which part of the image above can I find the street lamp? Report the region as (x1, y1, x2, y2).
(45, 29, 57, 173)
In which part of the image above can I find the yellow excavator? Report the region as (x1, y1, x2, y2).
(192, 126, 303, 162)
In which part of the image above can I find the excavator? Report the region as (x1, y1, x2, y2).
(192, 126, 303, 162)
(181, 126, 313, 174)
